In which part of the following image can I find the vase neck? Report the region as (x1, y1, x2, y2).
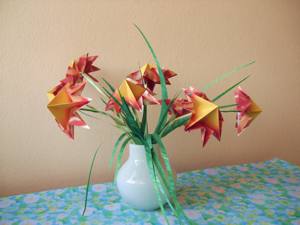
(129, 144, 147, 161)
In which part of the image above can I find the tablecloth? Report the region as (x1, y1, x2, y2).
(1, 158, 299, 225)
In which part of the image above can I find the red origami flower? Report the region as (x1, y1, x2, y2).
(127, 64, 177, 91)
(66, 54, 100, 84)
(48, 54, 100, 99)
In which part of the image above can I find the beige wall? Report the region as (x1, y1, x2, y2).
(1, 0, 300, 197)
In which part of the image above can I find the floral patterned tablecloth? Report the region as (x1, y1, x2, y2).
(1, 158, 300, 225)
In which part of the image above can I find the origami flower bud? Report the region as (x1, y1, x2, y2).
(235, 87, 262, 135)
(185, 94, 223, 146)
(47, 84, 90, 139)
(106, 80, 146, 113)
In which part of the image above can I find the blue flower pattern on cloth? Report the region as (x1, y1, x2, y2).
(1, 159, 300, 224)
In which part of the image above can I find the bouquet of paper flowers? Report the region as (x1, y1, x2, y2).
(47, 25, 262, 224)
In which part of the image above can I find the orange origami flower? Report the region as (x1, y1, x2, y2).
(184, 87, 223, 146)
(106, 80, 146, 113)
(47, 83, 90, 139)
(235, 87, 262, 135)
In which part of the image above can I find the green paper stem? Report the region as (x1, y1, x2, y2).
(221, 110, 240, 113)
(144, 136, 170, 225)
(218, 104, 238, 109)
(79, 111, 101, 120)
(160, 113, 191, 138)
(152, 134, 192, 224)
(101, 77, 115, 92)
(134, 24, 170, 136)
(82, 74, 106, 97)
(152, 151, 177, 214)
(141, 105, 147, 136)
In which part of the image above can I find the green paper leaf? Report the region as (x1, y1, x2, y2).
(212, 75, 250, 102)
(202, 61, 255, 91)
(101, 77, 115, 92)
(144, 135, 170, 225)
(152, 151, 177, 214)
(160, 113, 191, 138)
(79, 111, 101, 120)
(109, 133, 128, 168)
(134, 24, 170, 135)
(155, 92, 181, 134)
(119, 96, 143, 140)
(114, 137, 132, 180)
(82, 145, 101, 216)
(80, 107, 125, 126)
(152, 134, 193, 225)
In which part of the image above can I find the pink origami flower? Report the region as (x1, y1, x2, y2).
(235, 87, 262, 135)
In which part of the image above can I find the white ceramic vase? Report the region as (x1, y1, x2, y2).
(116, 144, 168, 211)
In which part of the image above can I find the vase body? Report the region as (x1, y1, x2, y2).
(116, 144, 168, 211)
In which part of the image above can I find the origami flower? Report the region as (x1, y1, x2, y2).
(106, 80, 146, 113)
(235, 87, 262, 135)
(47, 83, 90, 139)
(170, 98, 193, 117)
(183, 86, 207, 101)
(47, 79, 87, 101)
(127, 70, 143, 85)
(142, 90, 160, 105)
(66, 54, 100, 83)
(140, 64, 177, 91)
(185, 92, 223, 146)
(126, 68, 160, 105)
(143, 65, 176, 91)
